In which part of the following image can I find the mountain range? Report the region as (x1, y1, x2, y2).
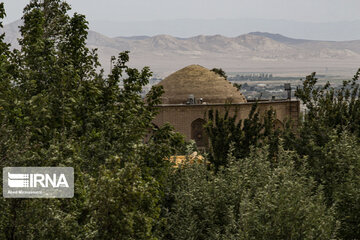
(3, 20, 360, 77)
(89, 19, 360, 41)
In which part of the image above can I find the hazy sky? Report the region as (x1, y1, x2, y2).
(2, 0, 360, 23)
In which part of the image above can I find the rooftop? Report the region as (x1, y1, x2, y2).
(157, 65, 247, 104)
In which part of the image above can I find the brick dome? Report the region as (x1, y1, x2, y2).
(157, 65, 247, 104)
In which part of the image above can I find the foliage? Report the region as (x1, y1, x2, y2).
(0, 1, 182, 239)
(311, 132, 360, 239)
(162, 146, 338, 240)
(204, 103, 279, 170)
(1, 1, 360, 239)
(88, 160, 161, 240)
(294, 70, 360, 154)
(292, 71, 360, 240)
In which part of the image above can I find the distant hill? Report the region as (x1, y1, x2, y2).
(2, 20, 360, 77)
(90, 18, 360, 42)
(248, 32, 311, 44)
(87, 30, 360, 76)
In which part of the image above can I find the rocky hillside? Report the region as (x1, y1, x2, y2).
(3, 20, 360, 76)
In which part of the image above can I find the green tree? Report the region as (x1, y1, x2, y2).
(0, 1, 180, 239)
(294, 70, 360, 154)
(163, 146, 337, 240)
(321, 132, 360, 239)
(205, 104, 279, 171)
(291, 70, 360, 239)
(88, 160, 161, 240)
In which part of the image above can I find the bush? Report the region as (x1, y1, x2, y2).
(163, 146, 337, 240)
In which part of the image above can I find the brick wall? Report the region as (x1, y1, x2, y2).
(153, 100, 300, 144)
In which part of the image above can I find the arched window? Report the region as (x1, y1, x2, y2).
(191, 118, 208, 148)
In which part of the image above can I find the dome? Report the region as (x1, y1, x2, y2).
(157, 65, 247, 104)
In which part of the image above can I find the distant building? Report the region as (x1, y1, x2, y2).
(153, 65, 299, 148)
